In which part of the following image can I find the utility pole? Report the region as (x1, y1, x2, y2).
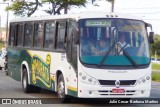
(111, 0, 115, 12)
(0, 2, 9, 47)
(64, 0, 68, 14)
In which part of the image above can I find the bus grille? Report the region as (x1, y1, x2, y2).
(98, 90, 136, 96)
(98, 80, 136, 86)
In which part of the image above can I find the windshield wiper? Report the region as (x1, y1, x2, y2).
(122, 48, 138, 67)
(97, 42, 116, 67)
(117, 44, 138, 67)
(98, 43, 138, 68)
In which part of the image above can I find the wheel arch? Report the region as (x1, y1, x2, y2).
(55, 70, 67, 94)
(21, 61, 31, 84)
(55, 70, 62, 92)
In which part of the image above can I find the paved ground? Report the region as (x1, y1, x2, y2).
(0, 70, 160, 107)
(152, 81, 160, 89)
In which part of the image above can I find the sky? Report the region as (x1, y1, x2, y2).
(0, 0, 160, 34)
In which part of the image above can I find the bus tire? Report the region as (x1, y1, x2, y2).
(22, 68, 32, 93)
(22, 68, 41, 93)
(57, 74, 68, 103)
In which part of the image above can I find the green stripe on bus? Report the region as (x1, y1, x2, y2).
(67, 89, 77, 97)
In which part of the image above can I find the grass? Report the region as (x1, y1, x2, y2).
(152, 63, 160, 82)
(152, 63, 160, 71)
(151, 55, 160, 59)
(152, 72, 160, 82)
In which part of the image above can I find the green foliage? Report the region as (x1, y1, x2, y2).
(3, 0, 86, 16)
(152, 63, 160, 71)
(42, 0, 86, 15)
(152, 63, 160, 82)
(152, 72, 160, 82)
(151, 34, 160, 57)
(4, 0, 42, 17)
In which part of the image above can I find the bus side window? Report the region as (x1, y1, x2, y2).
(56, 22, 66, 50)
(66, 21, 72, 61)
(16, 23, 23, 47)
(9, 24, 16, 46)
(44, 21, 55, 50)
(33, 22, 44, 48)
(67, 20, 77, 70)
(24, 23, 33, 47)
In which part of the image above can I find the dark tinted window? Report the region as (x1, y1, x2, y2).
(17, 24, 23, 46)
(56, 22, 66, 49)
(66, 21, 73, 61)
(67, 20, 78, 70)
(44, 22, 55, 50)
(33, 22, 44, 48)
(9, 24, 16, 46)
(24, 23, 33, 47)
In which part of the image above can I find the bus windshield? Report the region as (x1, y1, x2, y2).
(79, 19, 150, 66)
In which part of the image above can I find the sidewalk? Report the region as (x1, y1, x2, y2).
(152, 81, 160, 89)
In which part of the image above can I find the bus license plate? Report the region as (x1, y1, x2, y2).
(112, 89, 125, 93)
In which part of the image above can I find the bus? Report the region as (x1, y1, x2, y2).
(7, 12, 154, 101)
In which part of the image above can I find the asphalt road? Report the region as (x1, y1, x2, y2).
(0, 70, 160, 107)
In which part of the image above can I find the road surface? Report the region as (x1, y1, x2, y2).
(0, 70, 160, 107)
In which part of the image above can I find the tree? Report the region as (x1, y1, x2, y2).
(4, 0, 42, 17)
(91, 0, 115, 12)
(42, 0, 86, 15)
(151, 34, 160, 57)
(3, 0, 86, 17)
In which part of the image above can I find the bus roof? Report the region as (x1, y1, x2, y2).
(10, 11, 143, 23)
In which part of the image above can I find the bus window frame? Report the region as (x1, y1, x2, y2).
(15, 22, 24, 47)
(23, 22, 34, 48)
(33, 21, 45, 50)
(66, 19, 78, 71)
(55, 20, 67, 51)
(43, 20, 56, 51)
(9, 23, 16, 47)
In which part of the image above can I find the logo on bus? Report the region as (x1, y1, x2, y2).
(31, 54, 51, 88)
(115, 80, 120, 88)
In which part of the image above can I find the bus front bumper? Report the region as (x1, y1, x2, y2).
(78, 82, 151, 98)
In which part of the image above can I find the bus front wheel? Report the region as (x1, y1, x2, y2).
(22, 68, 41, 93)
(57, 74, 68, 103)
(22, 68, 31, 93)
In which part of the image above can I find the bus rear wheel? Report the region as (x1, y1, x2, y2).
(57, 74, 68, 103)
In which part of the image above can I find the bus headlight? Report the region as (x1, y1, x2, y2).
(137, 75, 151, 85)
(146, 76, 150, 80)
(79, 72, 98, 85)
(82, 75, 86, 80)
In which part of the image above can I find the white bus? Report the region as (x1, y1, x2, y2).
(7, 12, 154, 101)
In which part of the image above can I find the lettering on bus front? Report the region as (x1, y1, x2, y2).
(31, 54, 51, 88)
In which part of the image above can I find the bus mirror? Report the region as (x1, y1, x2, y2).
(146, 23, 152, 30)
(149, 32, 154, 44)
